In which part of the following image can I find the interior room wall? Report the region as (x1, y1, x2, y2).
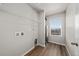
(47, 12, 66, 45)
(0, 3, 39, 56)
(37, 10, 45, 47)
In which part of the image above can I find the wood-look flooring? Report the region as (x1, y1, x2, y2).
(25, 43, 68, 56)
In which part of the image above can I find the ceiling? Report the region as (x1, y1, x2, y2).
(28, 3, 69, 16)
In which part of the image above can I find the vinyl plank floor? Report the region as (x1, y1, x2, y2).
(25, 42, 67, 56)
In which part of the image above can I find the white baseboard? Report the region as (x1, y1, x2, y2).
(48, 41, 71, 56)
(65, 45, 71, 56)
(21, 46, 35, 56)
(37, 43, 45, 47)
(21, 43, 45, 56)
(48, 41, 65, 46)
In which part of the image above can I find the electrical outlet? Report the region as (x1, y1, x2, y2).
(16, 32, 19, 36)
(21, 32, 24, 36)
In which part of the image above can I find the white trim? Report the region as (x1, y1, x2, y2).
(21, 46, 35, 56)
(65, 45, 71, 56)
(37, 43, 45, 47)
(48, 41, 65, 46)
(48, 41, 71, 56)
(22, 43, 45, 56)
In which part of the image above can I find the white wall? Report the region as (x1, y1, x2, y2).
(0, 3, 39, 56)
(47, 12, 66, 45)
(38, 10, 45, 47)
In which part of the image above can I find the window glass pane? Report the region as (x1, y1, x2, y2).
(49, 17, 62, 35)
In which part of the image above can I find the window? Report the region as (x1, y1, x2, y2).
(50, 17, 62, 35)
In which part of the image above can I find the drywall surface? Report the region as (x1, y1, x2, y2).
(38, 11, 45, 47)
(47, 12, 66, 45)
(0, 3, 39, 56)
